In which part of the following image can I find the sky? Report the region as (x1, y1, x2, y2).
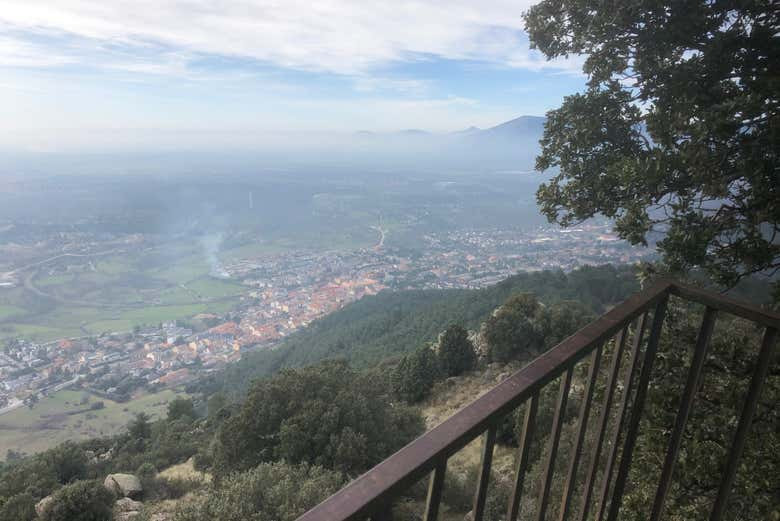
(0, 1, 586, 151)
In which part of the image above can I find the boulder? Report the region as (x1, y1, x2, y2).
(104, 473, 143, 499)
(115, 497, 143, 512)
(35, 495, 54, 516)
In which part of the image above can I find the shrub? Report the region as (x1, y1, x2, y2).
(391, 346, 440, 403)
(437, 325, 476, 377)
(484, 293, 546, 363)
(39, 479, 114, 521)
(173, 462, 342, 521)
(0, 493, 36, 521)
(212, 360, 423, 476)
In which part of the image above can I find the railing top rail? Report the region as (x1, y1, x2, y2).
(670, 282, 780, 330)
(297, 279, 674, 521)
(296, 278, 779, 521)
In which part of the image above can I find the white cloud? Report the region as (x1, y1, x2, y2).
(0, 0, 580, 75)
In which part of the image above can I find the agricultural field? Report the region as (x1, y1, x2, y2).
(0, 388, 186, 458)
(0, 240, 248, 342)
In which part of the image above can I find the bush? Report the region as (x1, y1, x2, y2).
(0, 493, 36, 521)
(39, 480, 114, 521)
(484, 293, 546, 363)
(391, 346, 440, 403)
(173, 462, 342, 521)
(437, 325, 476, 377)
(212, 360, 423, 476)
(167, 398, 196, 422)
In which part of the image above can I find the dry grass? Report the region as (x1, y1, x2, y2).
(158, 457, 211, 484)
(417, 362, 526, 518)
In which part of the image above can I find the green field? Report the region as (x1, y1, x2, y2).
(0, 241, 248, 342)
(0, 388, 186, 458)
(0, 305, 24, 321)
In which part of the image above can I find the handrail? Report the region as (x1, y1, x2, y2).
(297, 279, 780, 521)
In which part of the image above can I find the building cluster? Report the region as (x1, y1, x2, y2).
(0, 320, 246, 410)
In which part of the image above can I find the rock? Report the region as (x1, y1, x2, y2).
(99, 447, 114, 461)
(115, 513, 141, 521)
(35, 495, 54, 516)
(104, 473, 143, 499)
(115, 497, 143, 512)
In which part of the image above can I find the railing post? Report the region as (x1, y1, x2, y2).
(605, 295, 668, 521)
(559, 345, 603, 520)
(472, 424, 498, 521)
(507, 393, 540, 521)
(709, 326, 778, 521)
(424, 459, 447, 521)
(370, 503, 393, 521)
(594, 315, 647, 521)
(536, 367, 574, 521)
(650, 307, 717, 521)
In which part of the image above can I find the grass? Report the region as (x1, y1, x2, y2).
(0, 388, 186, 458)
(187, 277, 245, 299)
(0, 305, 24, 321)
(36, 273, 75, 287)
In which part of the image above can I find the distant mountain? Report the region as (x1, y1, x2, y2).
(473, 116, 546, 141)
(450, 126, 481, 136)
(349, 116, 546, 170)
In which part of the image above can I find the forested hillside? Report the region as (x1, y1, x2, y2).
(208, 265, 640, 395)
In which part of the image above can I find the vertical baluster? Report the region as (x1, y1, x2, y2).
(594, 315, 647, 521)
(578, 325, 630, 521)
(649, 307, 717, 521)
(605, 296, 668, 521)
(709, 326, 778, 521)
(472, 425, 497, 521)
(370, 503, 393, 521)
(559, 345, 603, 520)
(424, 459, 448, 521)
(536, 367, 574, 521)
(507, 393, 540, 521)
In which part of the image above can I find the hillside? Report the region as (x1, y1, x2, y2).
(210, 265, 639, 395)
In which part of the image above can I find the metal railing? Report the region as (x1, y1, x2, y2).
(297, 279, 780, 521)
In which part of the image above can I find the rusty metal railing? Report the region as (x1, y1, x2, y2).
(297, 279, 780, 521)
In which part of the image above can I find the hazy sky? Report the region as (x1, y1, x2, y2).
(0, 1, 586, 151)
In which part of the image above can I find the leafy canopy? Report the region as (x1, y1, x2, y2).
(525, 1, 779, 289)
(212, 360, 423, 477)
(437, 325, 477, 377)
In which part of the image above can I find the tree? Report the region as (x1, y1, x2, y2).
(206, 392, 227, 421)
(391, 346, 440, 403)
(39, 480, 114, 521)
(0, 493, 36, 521)
(43, 442, 87, 485)
(541, 300, 594, 348)
(525, 1, 779, 291)
(437, 325, 477, 377)
(128, 412, 152, 441)
(483, 294, 547, 364)
(212, 360, 423, 477)
(167, 397, 196, 422)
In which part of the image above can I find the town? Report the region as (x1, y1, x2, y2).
(0, 222, 651, 414)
